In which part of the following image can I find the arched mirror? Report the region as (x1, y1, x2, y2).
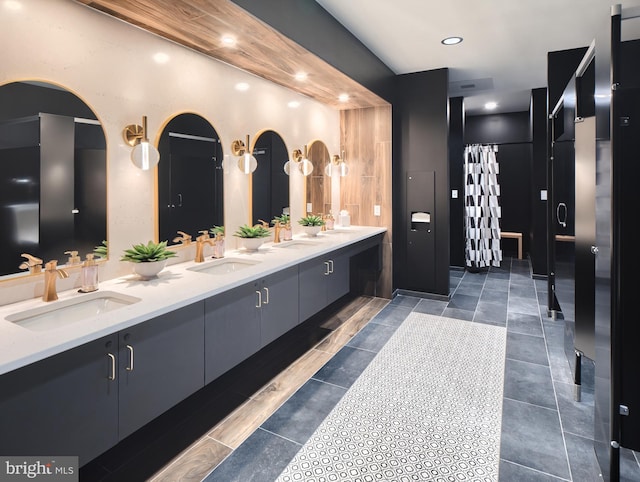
(251, 130, 289, 225)
(305, 140, 331, 216)
(0, 81, 107, 277)
(157, 113, 224, 244)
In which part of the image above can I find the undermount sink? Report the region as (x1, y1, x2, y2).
(274, 240, 321, 249)
(187, 257, 261, 275)
(6, 291, 141, 332)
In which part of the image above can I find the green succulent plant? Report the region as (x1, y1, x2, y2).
(209, 225, 225, 236)
(233, 224, 271, 238)
(93, 240, 108, 258)
(298, 214, 325, 227)
(120, 240, 178, 263)
(272, 214, 290, 225)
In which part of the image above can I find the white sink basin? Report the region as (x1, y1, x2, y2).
(187, 257, 260, 275)
(6, 291, 141, 332)
(274, 240, 321, 249)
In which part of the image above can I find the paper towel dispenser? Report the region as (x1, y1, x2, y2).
(411, 211, 431, 231)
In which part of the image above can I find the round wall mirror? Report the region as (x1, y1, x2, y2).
(0, 81, 107, 277)
(306, 140, 331, 216)
(157, 113, 224, 244)
(251, 130, 289, 225)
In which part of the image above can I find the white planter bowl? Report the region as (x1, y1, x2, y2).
(239, 237, 266, 251)
(301, 225, 322, 237)
(132, 259, 167, 280)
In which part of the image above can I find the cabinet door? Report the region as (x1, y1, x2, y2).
(204, 281, 261, 384)
(261, 266, 299, 347)
(0, 335, 118, 466)
(327, 252, 350, 305)
(298, 257, 329, 322)
(118, 301, 205, 440)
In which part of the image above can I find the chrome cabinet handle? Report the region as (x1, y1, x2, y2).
(591, 245, 599, 255)
(177, 193, 183, 207)
(126, 344, 134, 371)
(107, 353, 116, 380)
(324, 261, 330, 275)
(556, 202, 567, 227)
(263, 287, 269, 304)
(255, 290, 262, 308)
(328, 260, 334, 273)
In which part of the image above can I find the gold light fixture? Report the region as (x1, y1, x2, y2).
(232, 134, 257, 174)
(325, 150, 349, 177)
(123, 116, 160, 170)
(289, 145, 313, 176)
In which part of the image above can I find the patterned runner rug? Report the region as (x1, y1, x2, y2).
(276, 313, 507, 482)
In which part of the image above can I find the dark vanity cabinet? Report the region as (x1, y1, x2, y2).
(0, 334, 119, 466)
(0, 302, 205, 465)
(117, 301, 205, 439)
(204, 266, 299, 383)
(298, 250, 350, 322)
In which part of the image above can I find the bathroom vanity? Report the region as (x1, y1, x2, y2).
(0, 227, 384, 466)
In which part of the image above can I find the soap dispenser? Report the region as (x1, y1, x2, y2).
(80, 253, 99, 293)
(65, 250, 81, 265)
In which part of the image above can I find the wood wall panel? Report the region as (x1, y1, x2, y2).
(75, 0, 388, 110)
(340, 106, 392, 298)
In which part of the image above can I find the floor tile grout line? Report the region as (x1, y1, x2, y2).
(256, 426, 303, 447)
(500, 458, 572, 481)
(504, 354, 550, 368)
(535, 264, 574, 481)
(502, 395, 562, 412)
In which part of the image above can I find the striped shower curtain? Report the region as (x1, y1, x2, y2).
(464, 144, 502, 269)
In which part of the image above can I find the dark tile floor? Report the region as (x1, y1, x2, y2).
(205, 257, 640, 482)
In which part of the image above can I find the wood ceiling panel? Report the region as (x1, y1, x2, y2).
(75, 0, 388, 109)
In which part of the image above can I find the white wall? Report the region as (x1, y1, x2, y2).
(0, 0, 340, 303)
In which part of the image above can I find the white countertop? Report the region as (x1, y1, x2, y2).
(0, 226, 386, 375)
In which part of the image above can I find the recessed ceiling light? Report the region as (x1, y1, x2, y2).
(441, 36, 463, 45)
(152, 52, 170, 64)
(221, 35, 237, 47)
(294, 72, 307, 81)
(338, 93, 349, 103)
(288, 101, 300, 108)
(484, 101, 498, 110)
(235, 82, 250, 91)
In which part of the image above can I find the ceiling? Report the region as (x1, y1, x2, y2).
(316, 0, 640, 115)
(77, 0, 640, 115)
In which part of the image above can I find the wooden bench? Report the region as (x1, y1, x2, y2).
(555, 234, 575, 242)
(501, 231, 522, 259)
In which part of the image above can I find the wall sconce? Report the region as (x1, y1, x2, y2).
(289, 145, 313, 176)
(232, 134, 257, 174)
(325, 150, 349, 177)
(123, 116, 160, 170)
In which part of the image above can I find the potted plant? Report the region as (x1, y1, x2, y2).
(121, 240, 177, 279)
(298, 214, 325, 237)
(233, 224, 271, 251)
(209, 225, 225, 258)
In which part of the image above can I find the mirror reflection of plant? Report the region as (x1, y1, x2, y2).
(298, 215, 325, 227)
(93, 240, 108, 259)
(209, 225, 225, 237)
(121, 240, 178, 263)
(233, 224, 271, 238)
(272, 214, 290, 225)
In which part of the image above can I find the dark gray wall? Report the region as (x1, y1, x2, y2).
(393, 69, 450, 295)
(449, 97, 465, 268)
(531, 88, 548, 276)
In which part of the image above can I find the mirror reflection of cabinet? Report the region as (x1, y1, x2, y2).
(305, 140, 331, 215)
(157, 114, 223, 243)
(251, 130, 289, 225)
(0, 81, 106, 277)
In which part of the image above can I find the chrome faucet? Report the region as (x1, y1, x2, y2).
(19, 253, 43, 274)
(43, 260, 69, 302)
(194, 231, 214, 263)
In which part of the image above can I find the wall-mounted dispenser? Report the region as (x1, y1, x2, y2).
(410, 211, 431, 232)
(406, 171, 435, 292)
